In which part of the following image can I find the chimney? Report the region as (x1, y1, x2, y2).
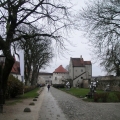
(80, 55, 84, 65)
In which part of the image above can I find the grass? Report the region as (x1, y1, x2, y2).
(60, 88, 104, 97)
(18, 87, 39, 99)
(6, 87, 40, 105)
(60, 88, 90, 98)
(59, 87, 120, 102)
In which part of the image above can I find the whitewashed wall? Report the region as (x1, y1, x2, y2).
(38, 74, 53, 84)
(85, 65, 92, 79)
(68, 58, 92, 87)
(73, 67, 86, 87)
(37, 76, 46, 84)
(68, 58, 73, 79)
(52, 73, 69, 84)
(11, 73, 22, 82)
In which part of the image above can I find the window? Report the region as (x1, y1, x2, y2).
(49, 76, 51, 78)
(81, 69, 83, 72)
(76, 70, 77, 72)
(55, 77, 57, 80)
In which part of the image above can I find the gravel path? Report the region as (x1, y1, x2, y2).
(38, 87, 67, 120)
(50, 87, 120, 120)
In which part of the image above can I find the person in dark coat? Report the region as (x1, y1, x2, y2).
(47, 84, 50, 91)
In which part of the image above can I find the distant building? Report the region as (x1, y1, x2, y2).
(10, 55, 92, 88)
(11, 61, 22, 81)
(38, 72, 53, 85)
(10, 61, 53, 85)
(52, 65, 69, 84)
(68, 55, 92, 87)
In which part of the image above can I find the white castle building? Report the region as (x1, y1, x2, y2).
(52, 65, 69, 84)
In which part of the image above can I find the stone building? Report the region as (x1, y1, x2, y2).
(11, 61, 22, 81)
(38, 72, 53, 85)
(68, 55, 92, 87)
(52, 65, 69, 84)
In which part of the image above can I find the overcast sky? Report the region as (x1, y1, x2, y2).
(41, 0, 106, 76)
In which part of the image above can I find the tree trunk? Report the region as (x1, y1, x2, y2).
(31, 63, 37, 86)
(31, 70, 36, 86)
(116, 68, 120, 76)
(2, 53, 14, 104)
(25, 66, 31, 86)
(31, 66, 38, 86)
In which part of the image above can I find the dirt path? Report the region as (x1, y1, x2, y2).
(0, 87, 44, 120)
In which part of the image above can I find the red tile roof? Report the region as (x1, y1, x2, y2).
(11, 61, 20, 74)
(53, 65, 68, 73)
(71, 58, 91, 67)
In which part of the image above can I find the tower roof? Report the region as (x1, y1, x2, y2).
(53, 65, 68, 73)
(11, 61, 20, 74)
(71, 58, 91, 67)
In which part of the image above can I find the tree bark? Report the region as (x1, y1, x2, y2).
(2, 51, 14, 104)
(116, 67, 120, 76)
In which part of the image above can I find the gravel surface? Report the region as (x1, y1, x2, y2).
(0, 88, 44, 120)
(38, 87, 67, 120)
(1, 87, 120, 120)
(50, 87, 120, 120)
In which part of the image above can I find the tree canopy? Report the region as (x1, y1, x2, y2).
(0, 0, 76, 105)
(79, 0, 120, 75)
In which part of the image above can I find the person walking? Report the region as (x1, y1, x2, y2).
(47, 84, 50, 91)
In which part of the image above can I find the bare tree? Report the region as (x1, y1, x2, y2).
(79, 0, 120, 75)
(29, 37, 54, 86)
(0, 0, 75, 106)
(15, 26, 54, 85)
(100, 43, 120, 76)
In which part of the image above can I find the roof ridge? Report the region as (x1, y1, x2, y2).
(71, 57, 91, 66)
(53, 65, 68, 73)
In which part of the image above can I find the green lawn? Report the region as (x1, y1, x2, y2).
(6, 87, 40, 105)
(60, 88, 90, 98)
(60, 87, 104, 97)
(59, 87, 120, 102)
(18, 87, 40, 99)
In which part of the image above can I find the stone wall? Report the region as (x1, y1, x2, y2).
(78, 76, 120, 91)
(100, 76, 120, 80)
(97, 80, 120, 91)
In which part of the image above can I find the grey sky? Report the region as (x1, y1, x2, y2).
(42, 0, 106, 76)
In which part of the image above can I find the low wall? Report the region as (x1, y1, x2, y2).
(97, 80, 120, 91)
(99, 76, 120, 80)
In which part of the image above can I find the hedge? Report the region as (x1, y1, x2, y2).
(24, 86, 37, 93)
(52, 84, 65, 88)
(6, 74, 23, 98)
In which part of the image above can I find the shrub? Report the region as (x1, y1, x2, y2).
(107, 92, 119, 102)
(38, 83, 45, 87)
(24, 86, 36, 93)
(115, 92, 120, 101)
(6, 74, 23, 98)
(93, 93, 100, 102)
(99, 93, 109, 102)
(52, 84, 65, 88)
(93, 92, 109, 102)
